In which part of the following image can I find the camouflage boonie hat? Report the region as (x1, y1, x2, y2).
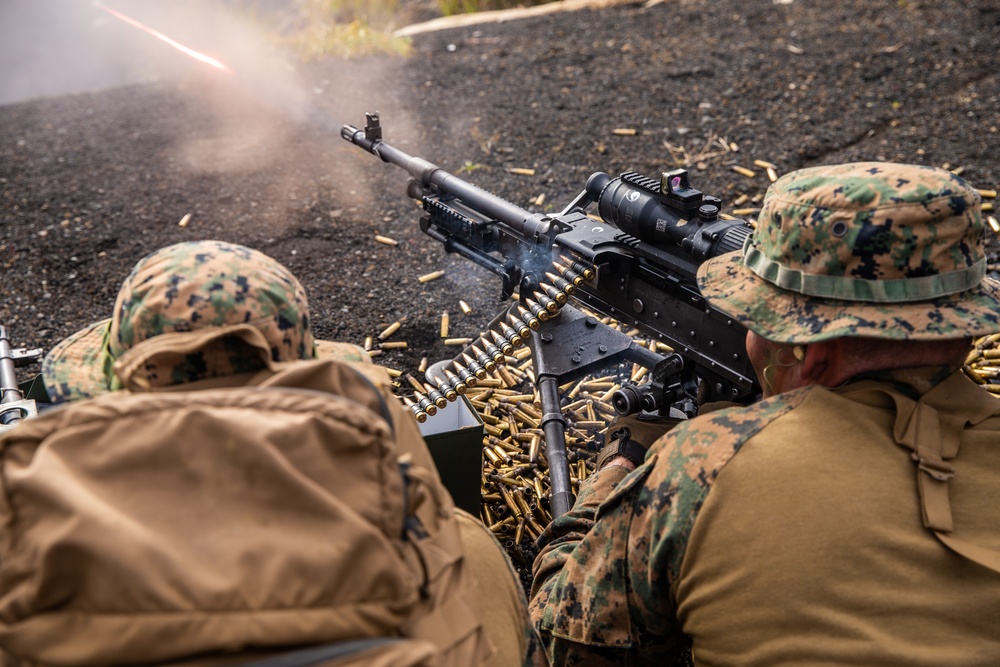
(699, 162, 1000, 344)
(43, 241, 369, 403)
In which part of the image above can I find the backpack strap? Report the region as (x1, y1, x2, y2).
(843, 372, 1000, 573)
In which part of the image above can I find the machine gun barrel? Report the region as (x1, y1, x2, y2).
(342, 112, 556, 243)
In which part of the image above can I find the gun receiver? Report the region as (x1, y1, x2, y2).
(342, 112, 761, 516)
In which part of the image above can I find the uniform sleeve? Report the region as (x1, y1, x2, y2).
(528, 460, 688, 666)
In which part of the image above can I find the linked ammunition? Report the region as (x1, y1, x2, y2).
(517, 305, 541, 330)
(461, 353, 488, 380)
(499, 321, 523, 348)
(534, 290, 560, 314)
(378, 321, 402, 341)
(544, 271, 576, 295)
(402, 396, 428, 423)
(524, 298, 550, 322)
(558, 255, 596, 281)
(552, 261, 584, 287)
(440, 311, 450, 338)
(433, 376, 458, 402)
(444, 368, 468, 395)
(414, 391, 438, 416)
(491, 330, 515, 356)
(507, 311, 532, 339)
(540, 282, 568, 305)
(471, 344, 498, 372)
(453, 363, 477, 388)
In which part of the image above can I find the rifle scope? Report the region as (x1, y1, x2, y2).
(586, 170, 752, 261)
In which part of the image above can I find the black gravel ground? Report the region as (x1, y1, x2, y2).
(3, 0, 999, 382)
(1, 2, 998, 658)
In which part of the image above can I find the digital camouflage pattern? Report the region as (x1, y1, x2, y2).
(43, 241, 367, 403)
(699, 162, 1000, 343)
(529, 390, 809, 665)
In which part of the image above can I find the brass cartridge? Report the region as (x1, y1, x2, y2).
(378, 321, 402, 341)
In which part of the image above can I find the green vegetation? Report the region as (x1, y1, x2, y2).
(236, 0, 563, 59)
(437, 0, 558, 16)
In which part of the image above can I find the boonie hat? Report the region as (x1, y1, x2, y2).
(698, 162, 1000, 344)
(43, 241, 368, 403)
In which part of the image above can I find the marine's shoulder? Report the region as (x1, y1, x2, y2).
(649, 385, 814, 457)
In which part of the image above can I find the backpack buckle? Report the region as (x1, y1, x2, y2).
(912, 452, 955, 482)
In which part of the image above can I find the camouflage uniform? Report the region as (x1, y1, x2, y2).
(530, 163, 1000, 666)
(42, 240, 370, 403)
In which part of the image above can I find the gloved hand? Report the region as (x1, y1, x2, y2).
(596, 412, 684, 470)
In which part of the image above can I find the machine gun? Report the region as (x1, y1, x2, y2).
(342, 112, 760, 516)
(0, 326, 42, 433)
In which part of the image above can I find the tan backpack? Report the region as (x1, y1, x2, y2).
(0, 325, 492, 667)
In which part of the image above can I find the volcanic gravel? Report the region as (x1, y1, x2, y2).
(3, 0, 1000, 384)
